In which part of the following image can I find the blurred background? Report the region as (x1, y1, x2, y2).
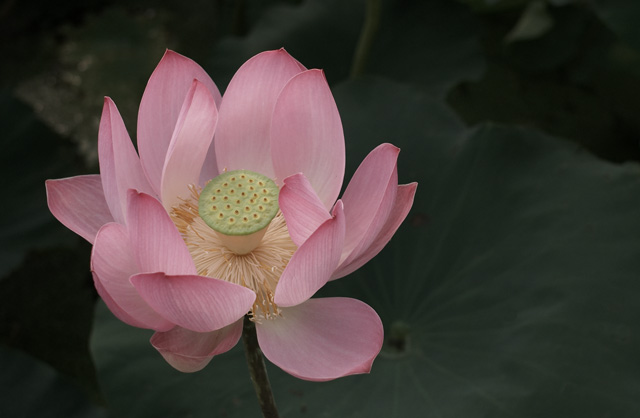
(2, 0, 640, 417)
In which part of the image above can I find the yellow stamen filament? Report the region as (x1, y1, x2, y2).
(171, 185, 297, 321)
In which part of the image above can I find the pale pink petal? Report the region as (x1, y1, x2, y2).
(126, 191, 196, 275)
(138, 50, 221, 194)
(92, 272, 148, 329)
(45, 175, 114, 243)
(279, 173, 331, 246)
(198, 142, 219, 187)
(98, 98, 155, 224)
(340, 144, 399, 262)
(151, 321, 242, 373)
(271, 69, 345, 209)
(338, 166, 397, 273)
(161, 79, 218, 210)
(274, 201, 345, 308)
(334, 182, 417, 279)
(215, 49, 305, 177)
(256, 297, 383, 381)
(130, 272, 255, 332)
(91, 223, 174, 331)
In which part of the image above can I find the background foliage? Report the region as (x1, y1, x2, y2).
(2, 0, 640, 417)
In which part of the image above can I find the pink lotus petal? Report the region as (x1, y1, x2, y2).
(92, 223, 174, 331)
(45, 175, 113, 243)
(340, 143, 399, 262)
(215, 49, 305, 177)
(161, 79, 218, 210)
(130, 272, 255, 333)
(271, 69, 345, 209)
(279, 173, 331, 246)
(334, 182, 417, 279)
(126, 191, 196, 275)
(98, 98, 155, 224)
(198, 141, 219, 188)
(337, 166, 397, 275)
(256, 297, 383, 381)
(274, 201, 345, 308)
(138, 50, 221, 194)
(92, 272, 146, 328)
(151, 321, 242, 373)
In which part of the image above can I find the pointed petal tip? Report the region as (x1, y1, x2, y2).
(125, 189, 139, 205)
(378, 142, 401, 154)
(306, 67, 326, 78)
(282, 172, 305, 184)
(332, 199, 344, 215)
(156, 49, 207, 73)
(161, 49, 184, 61)
(126, 187, 146, 201)
(274, 47, 292, 56)
(46, 175, 114, 243)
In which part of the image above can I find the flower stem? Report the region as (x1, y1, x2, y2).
(242, 316, 280, 418)
(350, 0, 382, 79)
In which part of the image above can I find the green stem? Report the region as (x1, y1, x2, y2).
(350, 0, 382, 79)
(242, 316, 280, 418)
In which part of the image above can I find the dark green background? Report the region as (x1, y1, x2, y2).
(2, 0, 640, 417)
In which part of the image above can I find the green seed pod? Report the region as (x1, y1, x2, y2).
(199, 170, 279, 236)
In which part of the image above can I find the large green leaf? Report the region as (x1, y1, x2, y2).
(92, 78, 640, 417)
(0, 345, 105, 418)
(447, 3, 640, 163)
(205, 0, 484, 96)
(366, 0, 485, 97)
(206, 0, 365, 88)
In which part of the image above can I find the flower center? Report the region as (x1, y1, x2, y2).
(198, 170, 280, 255)
(170, 172, 297, 321)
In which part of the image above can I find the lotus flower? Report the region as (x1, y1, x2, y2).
(46, 49, 417, 381)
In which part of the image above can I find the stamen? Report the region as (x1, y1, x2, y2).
(171, 184, 297, 321)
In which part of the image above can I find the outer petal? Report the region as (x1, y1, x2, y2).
(150, 321, 242, 373)
(274, 201, 345, 308)
(45, 175, 113, 243)
(138, 50, 221, 194)
(127, 191, 196, 275)
(161, 79, 218, 210)
(98, 98, 155, 224)
(256, 297, 383, 381)
(340, 144, 399, 262)
(215, 49, 305, 177)
(91, 223, 174, 331)
(334, 182, 417, 279)
(92, 272, 144, 328)
(279, 173, 331, 246)
(130, 272, 255, 333)
(271, 69, 345, 209)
